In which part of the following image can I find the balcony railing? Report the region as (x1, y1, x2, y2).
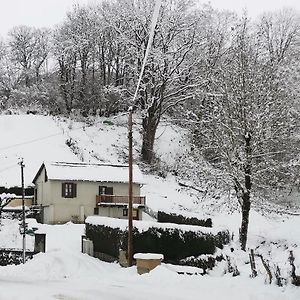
(96, 195, 146, 206)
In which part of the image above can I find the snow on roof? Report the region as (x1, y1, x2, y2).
(133, 253, 164, 260)
(33, 161, 145, 185)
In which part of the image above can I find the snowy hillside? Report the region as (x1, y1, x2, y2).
(1, 113, 300, 299)
(0, 114, 188, 185)
(0, 115, 78, 187)
(1, 113, 299, 219)
(0, 114, 201, 217)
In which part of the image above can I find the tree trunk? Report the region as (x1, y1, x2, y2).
(79, 53, 87, 104)
(140, 82, 166, 164)
(24, 69, 30, 87)
(101, 45, 106, 86)
(141, 114, 158, 163)
(239, 132, 252, 251)
(69, 57, 77, 113)
(239, 193, 251, 251)
(58, 59, 69, 112)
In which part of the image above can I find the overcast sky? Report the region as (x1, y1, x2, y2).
(0, 0, 299, 37)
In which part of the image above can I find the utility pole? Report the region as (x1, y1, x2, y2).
(20, 159, 26, 264)
(128, 107, 133, 267)
(126, 0, 162, 267)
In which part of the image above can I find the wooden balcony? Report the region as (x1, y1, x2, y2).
(96, 195, 146, 206)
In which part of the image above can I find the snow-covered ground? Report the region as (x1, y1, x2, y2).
(0, 115, 78, 187)
(0, 113, 300, 299)
(0, 114, 189, 187)
(0, 217, 300, 300)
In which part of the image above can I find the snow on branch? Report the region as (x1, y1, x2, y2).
(0, 193, 16, 209)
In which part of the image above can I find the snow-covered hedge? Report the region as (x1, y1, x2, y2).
(0, 249, 35, 266)
(157, 211, 212, 227)
(85, 217, 230, 263)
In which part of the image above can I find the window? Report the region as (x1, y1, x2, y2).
(99, 186, 106, 195)
(62, 183, 77, 198)
(99, 186, 113, 195)
(132, 209, 138, 219)
(123, 208, 138, 219)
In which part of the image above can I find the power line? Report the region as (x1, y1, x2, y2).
(0, 132, 64, 151)
(0, 164, 19, 173)
(0, 118, 104, 153)
(132, 0, 162, 105)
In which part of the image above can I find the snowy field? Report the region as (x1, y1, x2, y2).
(0, 114, 300, 299)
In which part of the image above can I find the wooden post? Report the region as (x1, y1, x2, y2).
(249, 249, 257, 277)
(128, 107, 133, 267)
(20, 159, 26, 264)
(258, 254, 272, 284)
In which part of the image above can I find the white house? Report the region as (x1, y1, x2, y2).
(32, 161, 146, 224)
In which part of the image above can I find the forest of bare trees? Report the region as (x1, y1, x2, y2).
(0, 0, 300, 249)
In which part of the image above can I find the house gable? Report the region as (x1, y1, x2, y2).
(32, 163, 46, 184)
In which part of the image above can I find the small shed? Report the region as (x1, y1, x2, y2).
(133, 253, 164, 274)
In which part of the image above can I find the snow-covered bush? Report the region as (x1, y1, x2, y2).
(85, 219, 230, 264)
(0, 193, 16, 223)
(157, 211, 212, 227)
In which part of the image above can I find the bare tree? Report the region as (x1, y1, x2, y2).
(8, 26, 34, 87)
(0, 41, 23, 107)
(103, 0, 198, 162)
(8, 25, 50, 87)
(0, 58, 23, 107)
(192, 15, 299, 250)
(137, 0, 198, 163)
(53, 24, 78, 113)
(32, 28, 51, 83)
(258, 8, 300, 64)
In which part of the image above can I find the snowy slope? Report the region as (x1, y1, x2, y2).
(0, 113, 300, 298)
(0, 115, 78, 187)
(1, 113, 299, 220)
(0, 114, 196, 217)
(0, 113, 191, 208)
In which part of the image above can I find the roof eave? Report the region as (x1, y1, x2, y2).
(32, 163, 45, 184)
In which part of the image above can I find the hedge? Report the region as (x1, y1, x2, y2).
(180, 254, 224, 273)
(85, 221, 230, 264)
(0, 249, 35, 266)
(157, 211, 212, 227)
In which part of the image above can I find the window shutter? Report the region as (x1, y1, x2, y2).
(62, 183, 66, 197)
(72, 183, 77, 197)
(106, 187, 113, 195)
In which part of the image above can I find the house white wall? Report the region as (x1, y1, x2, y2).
(97, 206, 142, 220)
(35, 167, 141, 224)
